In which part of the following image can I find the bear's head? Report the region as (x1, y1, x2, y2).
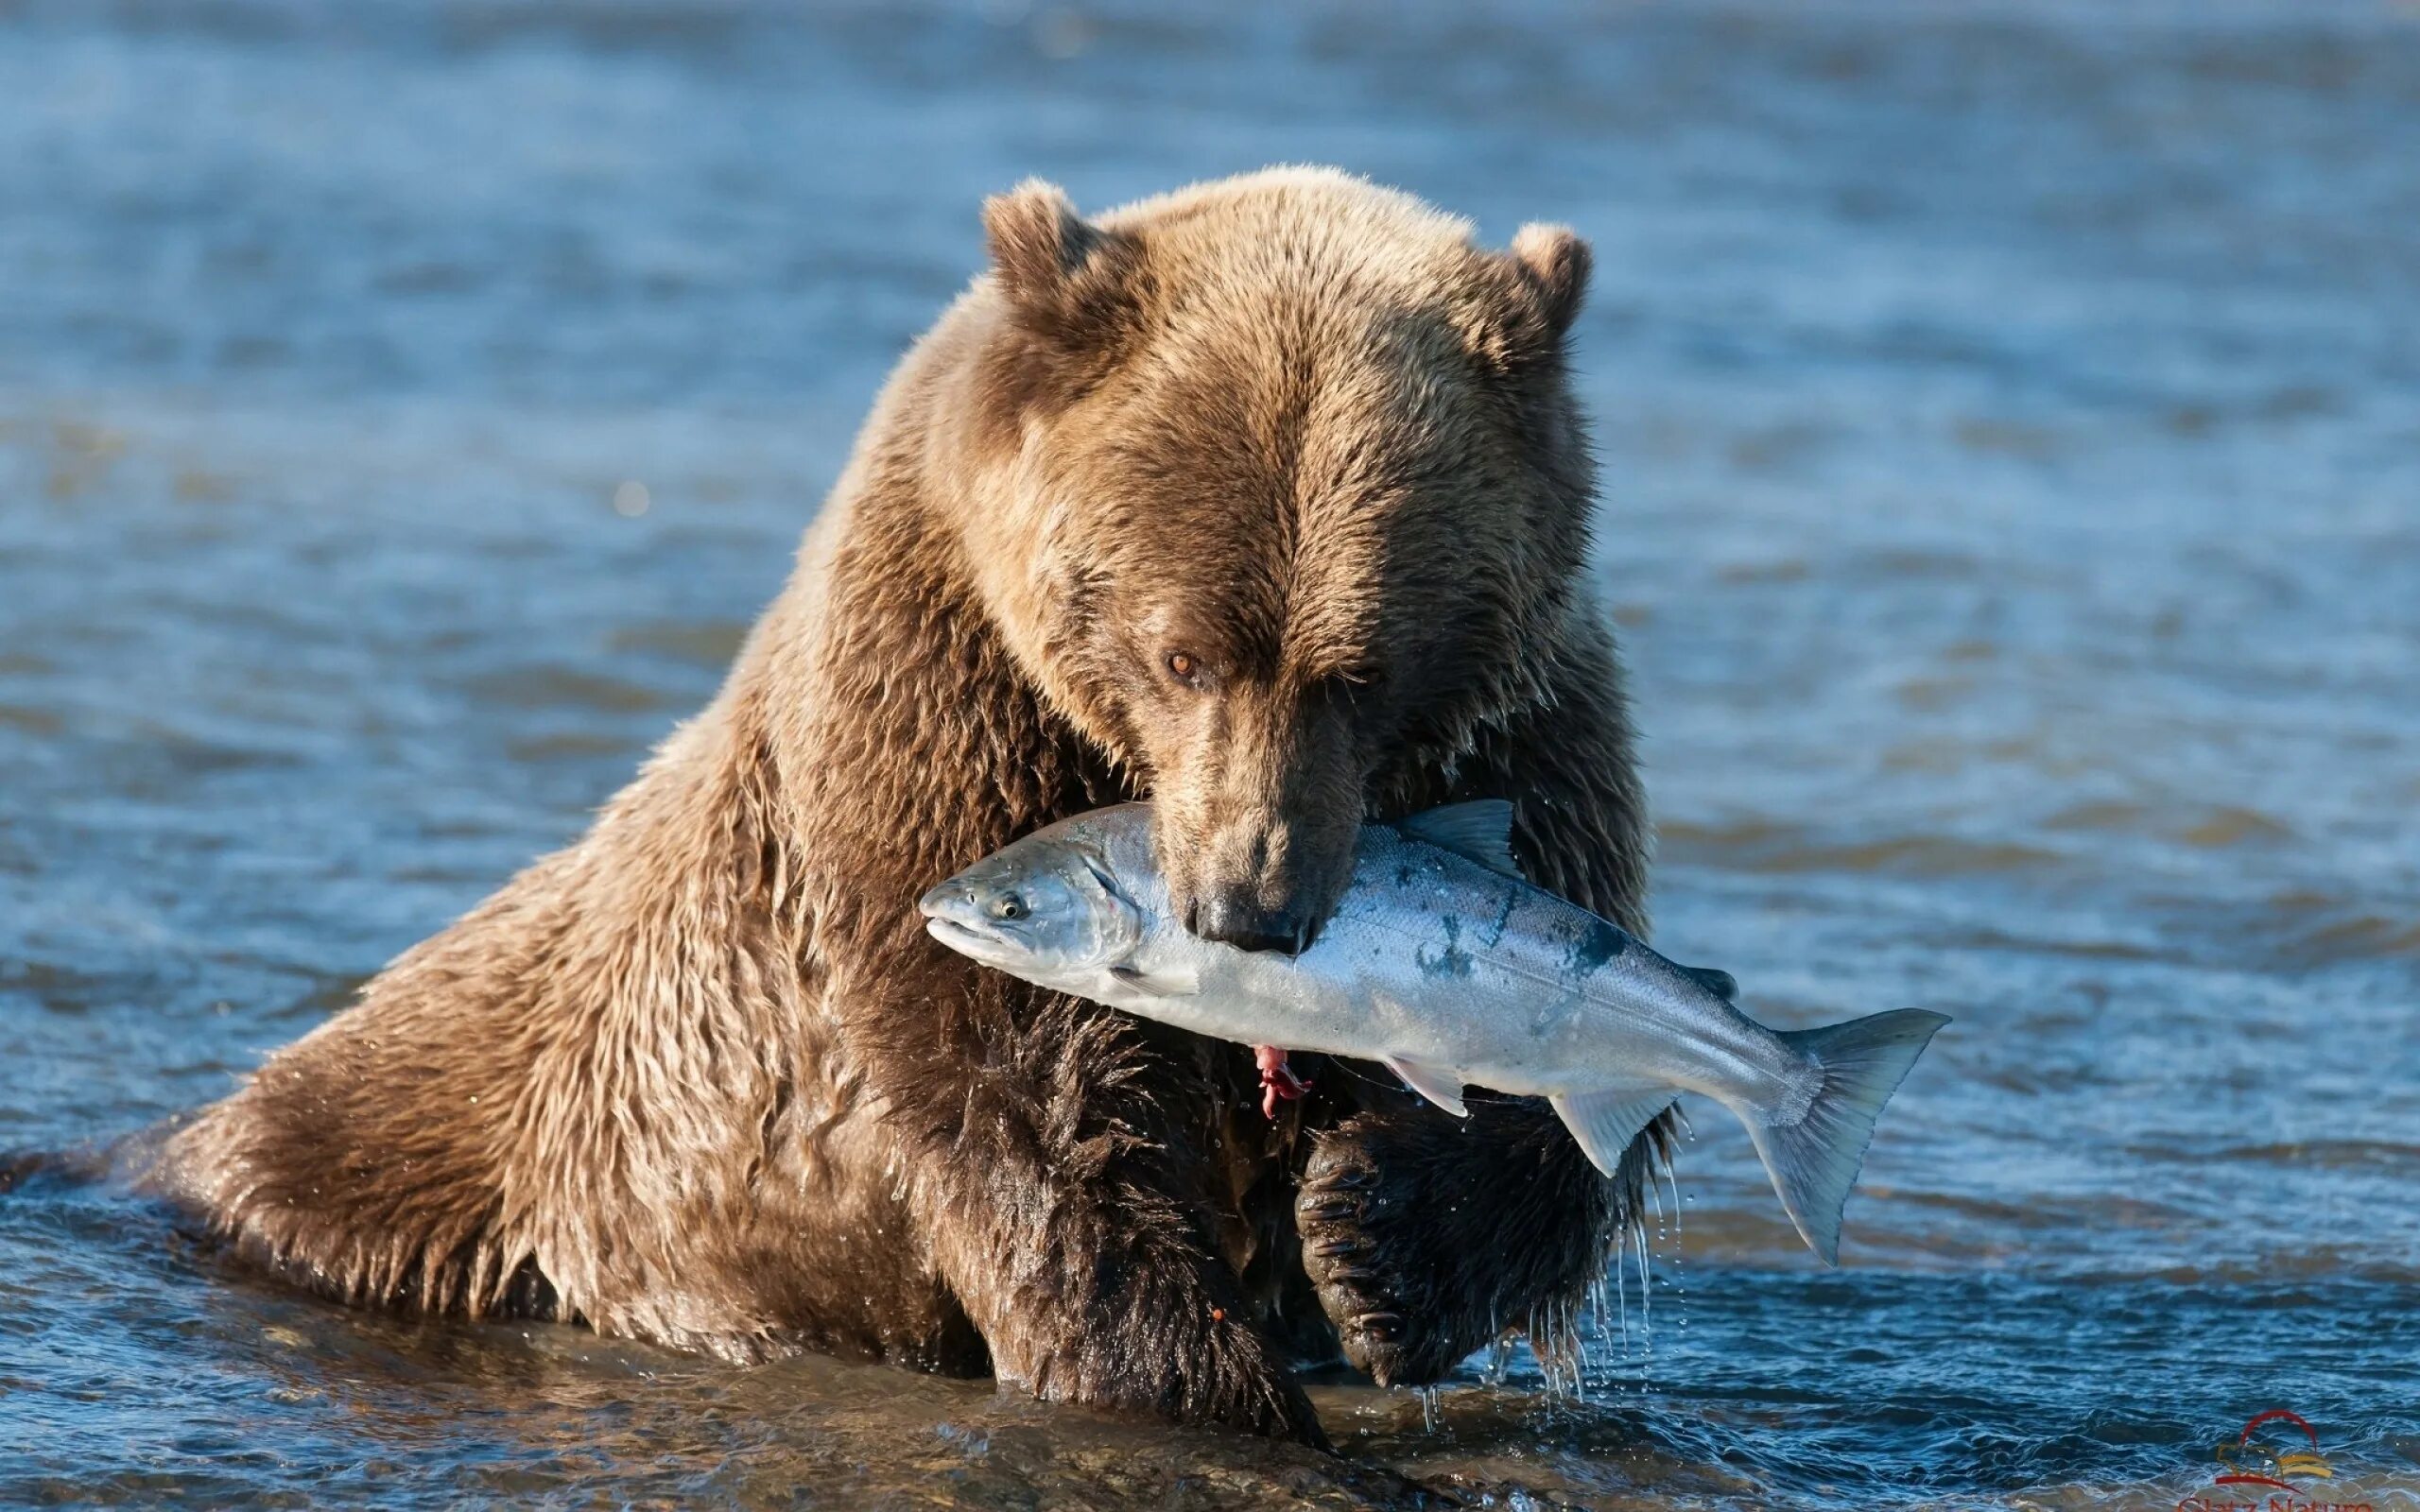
(959, 169, 1596, 954)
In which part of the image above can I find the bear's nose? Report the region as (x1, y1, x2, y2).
(1193, 895, 1315, 956)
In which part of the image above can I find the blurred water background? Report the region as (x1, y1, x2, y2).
(3, 1, 2418, 1506)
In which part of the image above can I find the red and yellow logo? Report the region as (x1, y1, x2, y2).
(2215, 1408, 2332, 1493)
(2178, 1409, 2373, 1512)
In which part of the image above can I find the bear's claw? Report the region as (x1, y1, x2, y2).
(1293, 1120, 1471, 1388)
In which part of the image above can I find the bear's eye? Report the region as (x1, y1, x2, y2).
(1163, 650, 1206, 688)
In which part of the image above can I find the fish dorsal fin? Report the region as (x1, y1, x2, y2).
(1110, 963, 1199, 997)
(1394, 800, 1520, 878)
(1679, 964, 1738, 1001)
(1550, 1089, 1674, 1177)
(1384, 1056, 1469, 1117)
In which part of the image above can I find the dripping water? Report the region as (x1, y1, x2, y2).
(1660, 1139, 1687, 1344)
(1484, 1309, 1515, 1387)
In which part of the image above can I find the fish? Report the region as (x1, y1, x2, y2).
(918, 800, 1947, 1264)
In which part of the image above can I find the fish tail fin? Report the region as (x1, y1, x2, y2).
(1744, 1008, 1949, 1265)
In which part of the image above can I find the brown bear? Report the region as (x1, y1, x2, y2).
(147, 167, 1657, 1444)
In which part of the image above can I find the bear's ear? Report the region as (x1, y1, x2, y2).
(981, 180, 1145, 352)
(1508, 222, 1592, 340)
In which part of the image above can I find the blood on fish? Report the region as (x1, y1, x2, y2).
(1254, 1044, 1311, 1119)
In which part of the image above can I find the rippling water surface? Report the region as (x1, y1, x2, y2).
(4, 1, 2418, 1506)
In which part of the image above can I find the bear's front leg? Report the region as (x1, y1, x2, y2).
(898, 1000, 1327, 1445)
(1300, 608, 1659, 1384)
(1295, 1095, 1651, 1384)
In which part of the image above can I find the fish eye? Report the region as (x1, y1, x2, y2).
(992, 893, 1026, 921)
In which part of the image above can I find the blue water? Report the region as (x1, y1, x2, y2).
(4, 1, 2418, 1506)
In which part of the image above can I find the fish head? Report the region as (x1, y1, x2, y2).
(918, 828, 1148, 988)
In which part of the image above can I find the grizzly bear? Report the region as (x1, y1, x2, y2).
(146, 167, 1656, 1443)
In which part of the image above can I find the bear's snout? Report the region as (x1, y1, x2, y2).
(1171, 806, 1357, 957)
(1194, 890, 1314, 957)
(1155, 691, 1365, 956)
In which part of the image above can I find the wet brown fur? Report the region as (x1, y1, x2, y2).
(147, 168, 1657, 1443)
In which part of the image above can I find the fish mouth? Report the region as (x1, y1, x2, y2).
(923, 914, 1023, 965)
(918, 882, 1033, 967)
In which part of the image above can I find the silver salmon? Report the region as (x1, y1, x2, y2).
(919, 800, 1946, 1263)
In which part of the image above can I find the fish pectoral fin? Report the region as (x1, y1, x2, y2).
(1550, 1089, 1674, 1177)
(1393, 800, 1522, 878)
(1108, 963, 1199, 997)
(1384, 1056, 1470, 1117)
